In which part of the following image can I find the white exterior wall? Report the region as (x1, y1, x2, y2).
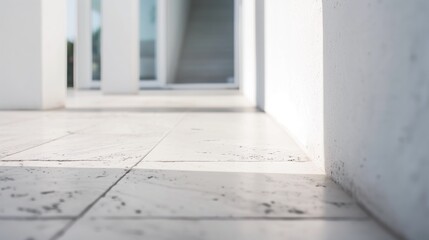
(75, 0, 93, 89)
(254, 0, 265, 109)
(323, 1, 429, 239)
(240, 0, 257, 106)
(263, 0, 324, 166)
(243, 0, 429, 239)
(102, 0, 140, 94)
(42, 0, 67, 108)
(0, 0, 66, 109)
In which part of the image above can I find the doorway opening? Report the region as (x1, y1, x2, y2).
(171, 0, 235, 86)
(69, 0, 238, 90)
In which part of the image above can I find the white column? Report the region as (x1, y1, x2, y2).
(239, 0, 257, 105)
(0, 0, 66, 110)
(75, 0, 93, 89)
(255, 0, 265, 110)
(102, 0, 140, 94)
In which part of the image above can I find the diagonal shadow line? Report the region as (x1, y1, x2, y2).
(0, 122, 101, 161)
(0, 134, 74, 161)
(49, 113, 187, 240)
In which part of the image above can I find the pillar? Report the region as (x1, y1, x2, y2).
(0, 0, 66, 109)
(255, 0, 266, 110)
(102, 0, 140, 94)
(75, 0, 93, 89)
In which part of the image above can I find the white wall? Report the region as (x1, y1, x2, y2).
(165, 0, 190, 83)
(42, 0, 68, 108)
(75, 0, 93, 89)
(0, 0, 66, 109)
(243, 0, 429, 239)
(102, 0, 140, 94)
(323, 1, 429, 239)
(254, 0, 265, 109)
(240, 0, 257, 106)
(263, 0, 324, 166)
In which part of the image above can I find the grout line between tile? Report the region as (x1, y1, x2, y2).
(49, 113, 187, 240)
(0, 160, 311, 163)
(0, 159, 113, 162)
(0, 122, 99, 161)
(142, 160, 312, 163)
(0, 134, 75, 161)
(0, 216, 76, 221)
(91, 216, 370, 221)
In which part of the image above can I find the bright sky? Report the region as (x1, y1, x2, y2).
(67, 0, 76, 41)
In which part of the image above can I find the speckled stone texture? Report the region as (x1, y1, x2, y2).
(0, 91, 396, 240)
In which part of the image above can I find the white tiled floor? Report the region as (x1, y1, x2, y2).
(0, 90, 397, 240)
(60, 219, 395, 240)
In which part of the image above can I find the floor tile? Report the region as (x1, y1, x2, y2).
(0, 135, 59, 159)
(0, 159, 136, 170)
(145, 113, 307, 162)
(2, 134, 163, 164)
(135, 161, 324, 175)
(66, 90, 251, 110)
(0, 111, 41, 126)
(59, 219, 395, 240)
(85, 169, 366, 218)
(0, 166, 125, 217)
(78, 113, 183, 135)
(0, 117, 97, 136)
(0, 220, 68, 240)
(0, 91, 396, 240)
